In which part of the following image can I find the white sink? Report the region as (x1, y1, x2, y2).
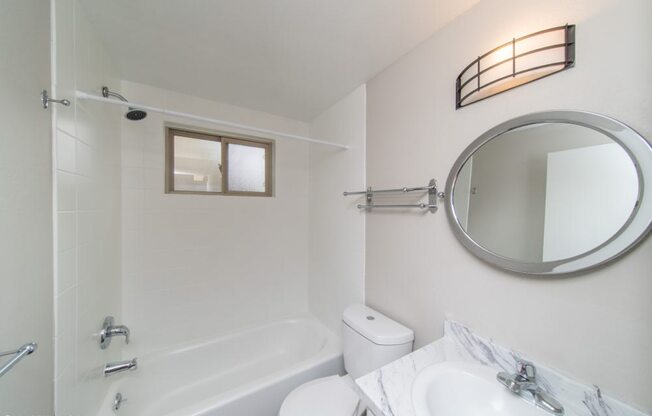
(412, 361, 549, 416)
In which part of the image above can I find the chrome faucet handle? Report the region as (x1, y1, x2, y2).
(516, 359, 536, 381)
(109, 325, 130, 344)
(498, 360, 564, 415)
(99, 316, 131, 349)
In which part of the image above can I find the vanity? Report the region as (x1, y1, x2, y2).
(354, 320, 647, 416)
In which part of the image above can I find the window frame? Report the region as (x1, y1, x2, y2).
(165, 127, 273, 197)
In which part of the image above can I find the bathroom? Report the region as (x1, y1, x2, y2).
(1, 0, 650, 415)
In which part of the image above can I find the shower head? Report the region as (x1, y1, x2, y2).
(101, 86, 147, 121)
(125, 108, 147, 121)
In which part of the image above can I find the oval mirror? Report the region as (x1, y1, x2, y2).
(445, 111, 652, 275)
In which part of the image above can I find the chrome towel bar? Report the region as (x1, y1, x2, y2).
(343, 184, 435, 196)
(357, 203, 437, 210)
(0, 342, 37, 378)
(344, 179, 444, 213)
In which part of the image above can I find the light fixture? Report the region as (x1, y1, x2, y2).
(456, 24, 575, 109)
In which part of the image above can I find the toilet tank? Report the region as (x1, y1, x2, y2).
(341, 304, 414, 379)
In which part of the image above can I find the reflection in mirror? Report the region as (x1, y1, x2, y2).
(453, 123, 639, 262)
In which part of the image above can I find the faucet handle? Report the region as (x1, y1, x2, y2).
(516, 360, 536, 381)
(99, 316, 131, 349)
(119, 327, 130, 345)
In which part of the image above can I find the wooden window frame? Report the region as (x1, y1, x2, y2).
(165, 127, 273, 197)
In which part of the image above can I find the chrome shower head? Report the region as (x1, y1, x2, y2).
(101, 86, 147, 121)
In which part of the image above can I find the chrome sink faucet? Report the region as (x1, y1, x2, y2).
(497, 360, 565, 415)
(99, 316, 130, 349)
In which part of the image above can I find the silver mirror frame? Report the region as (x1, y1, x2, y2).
(445, 110, 652, 275)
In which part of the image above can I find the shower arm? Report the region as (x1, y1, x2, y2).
(101, 86, 128, 102)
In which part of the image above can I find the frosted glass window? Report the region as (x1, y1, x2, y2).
(227, 143, 266, 193)
(166, 128, 272, 196)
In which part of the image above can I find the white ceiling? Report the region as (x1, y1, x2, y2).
(79, 0, 480, 121)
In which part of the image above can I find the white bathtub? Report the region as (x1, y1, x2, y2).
(98, 316, 343, 416)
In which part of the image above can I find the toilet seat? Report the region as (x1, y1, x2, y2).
(279, 375, 361, 416)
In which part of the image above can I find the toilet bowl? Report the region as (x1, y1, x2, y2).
(279, 304, 414, 416)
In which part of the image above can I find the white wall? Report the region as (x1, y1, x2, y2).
(365, 0, 651, 410)
(120, 81, 313, 355)
(54, 1, 123, 414)
(308, 86, 366, 333)
(0, 1, 53, 414)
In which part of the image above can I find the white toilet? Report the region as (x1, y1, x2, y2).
(279, 304, 414, 416)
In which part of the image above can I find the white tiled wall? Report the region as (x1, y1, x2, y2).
(308, 86, 366, 333)
(53, 6, 367, 413)
(53, 1, 122, 414)
(120, 82, 312, 356)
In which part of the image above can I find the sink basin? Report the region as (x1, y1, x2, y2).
(412, 361, 550, 416)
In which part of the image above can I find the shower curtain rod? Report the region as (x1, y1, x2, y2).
(75, 91, 350, 150)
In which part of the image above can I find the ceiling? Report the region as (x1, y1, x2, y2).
(79, 0, 480, 121)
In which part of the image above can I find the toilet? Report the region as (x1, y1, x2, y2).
(279, 304, 414, 416)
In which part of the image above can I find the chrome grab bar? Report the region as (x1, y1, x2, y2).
(0, 342, 37, 377)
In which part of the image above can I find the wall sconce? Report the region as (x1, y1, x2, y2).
(456, 24, 575, 109)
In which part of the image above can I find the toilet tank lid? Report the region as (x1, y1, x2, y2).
(342, 304, 414, 345)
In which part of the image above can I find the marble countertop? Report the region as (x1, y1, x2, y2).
(354, 320, 648, 416)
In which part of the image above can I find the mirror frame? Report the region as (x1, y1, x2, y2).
(445, 110, 652, 275)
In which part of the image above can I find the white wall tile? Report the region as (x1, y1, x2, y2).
(75, 140, 93, 178)
(121, 81, 313, 356)
(57, 171, 77, 212)
(57, 130, 77, 173)
(54, 2, 123, 414)
(57, 248, 76, 295)
(55, 288, 78, 379)
(122, 166, 144, 190)
(308, 85, 366, 333)
(57, 213, 76, 253)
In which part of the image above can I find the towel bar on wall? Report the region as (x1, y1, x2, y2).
(0, 342, 37, 378)
(343, 179, 444, 213)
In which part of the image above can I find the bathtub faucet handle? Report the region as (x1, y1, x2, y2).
(99, 316, 131, 349)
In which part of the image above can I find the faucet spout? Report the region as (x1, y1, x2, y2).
(103, 358, 137, 376)
(497, 371, 520, 392)
(497, 360, 564, 415)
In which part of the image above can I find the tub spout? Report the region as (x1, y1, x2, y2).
(104, 358, 137, 376)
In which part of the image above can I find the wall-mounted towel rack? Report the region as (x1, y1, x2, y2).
(343, 179, 444, 213)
